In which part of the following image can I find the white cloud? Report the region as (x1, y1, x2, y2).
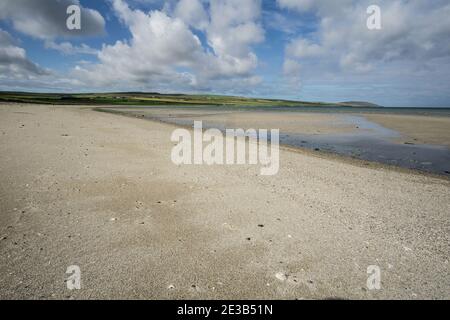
(282, 1, 450, 70)
(174, 0, 208, 30)
(44, 41, 98, 55)
(279, 0, 450, 104)
(0, 0, 105, 39)
(73, 0, 265, 92)
(277, 0, 353, 14)
(0, 28, 50, 79)
(286, 38, 324, 59)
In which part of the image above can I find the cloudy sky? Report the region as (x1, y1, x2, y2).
(0, 0, 449, 106)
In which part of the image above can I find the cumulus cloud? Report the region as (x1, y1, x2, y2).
(44, 41, 98, 55)
(0, 28, 50, 79)
(286, 38, 324, 59)
(1, 0, 447, 105)
(174, 0, 208, 30)
(72, 2, 203, 89)
(279, 0, 450, 104)
(0, 0, 105, 39)
(281, 0, 450, 70)
(73, 0, 265, 92)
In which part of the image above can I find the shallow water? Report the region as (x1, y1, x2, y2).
(98, 106, 450, 176)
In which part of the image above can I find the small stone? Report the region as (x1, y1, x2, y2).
(258, 224, 264, 228)
(167, 284, 175, 290)
(110, 218, 117, 221)
(275, 272, 288, 281)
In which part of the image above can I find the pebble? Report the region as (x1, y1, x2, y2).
(275, 272, 288, 281)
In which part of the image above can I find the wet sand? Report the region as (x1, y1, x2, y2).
(365, 114, 450, 147)
(106, 107, 358, 135)
(103, 107, 450, 175)
(0, 103, 449, 300)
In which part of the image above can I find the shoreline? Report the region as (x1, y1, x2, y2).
(93, 105, 450, 181)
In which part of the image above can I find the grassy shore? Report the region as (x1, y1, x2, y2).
(0, 91, 377, 108)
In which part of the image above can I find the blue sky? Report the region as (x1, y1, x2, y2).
(0, 0, 449, 106)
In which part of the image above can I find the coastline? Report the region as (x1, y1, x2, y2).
(94, 105, 450, 179)
(1, 103, 449, 299)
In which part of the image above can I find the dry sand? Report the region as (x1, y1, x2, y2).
(0, 103, 449, 300)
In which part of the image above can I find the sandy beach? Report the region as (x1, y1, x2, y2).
(365, 114, 450, 147)
(0, 103, 449, 300)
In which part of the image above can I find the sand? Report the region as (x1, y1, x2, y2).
(0, 103, 449, 300)
(365, 113, 450, 147)
(111, 107, 359, 135)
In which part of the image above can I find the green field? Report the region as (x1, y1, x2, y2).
(0, 91, 378, 108)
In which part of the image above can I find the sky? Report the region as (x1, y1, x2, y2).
(0, 0, 449, 107)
